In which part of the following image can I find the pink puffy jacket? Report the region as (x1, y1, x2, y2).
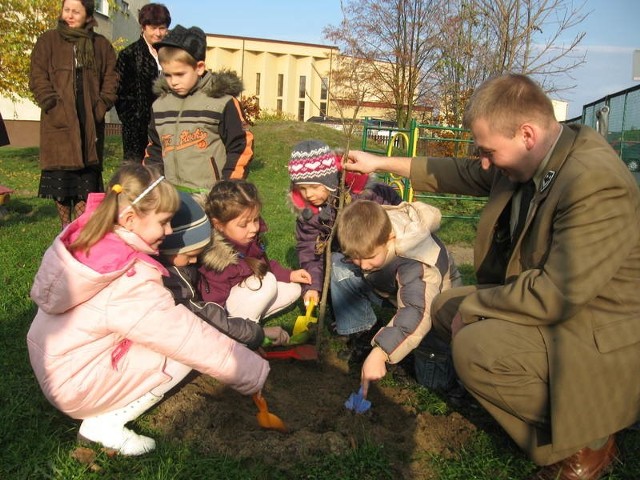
(27, 194, 269, 419)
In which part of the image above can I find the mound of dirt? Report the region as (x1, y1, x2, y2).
(148, 344, 479, 479)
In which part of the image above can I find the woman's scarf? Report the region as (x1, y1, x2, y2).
(56, 17, 98, 70)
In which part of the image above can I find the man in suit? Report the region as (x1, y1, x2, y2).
(344, 73, 640, 480)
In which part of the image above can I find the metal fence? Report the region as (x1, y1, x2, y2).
(361, 117, 485, 220)
(565, 83, 640, 179)
(105, 123, 122, 137)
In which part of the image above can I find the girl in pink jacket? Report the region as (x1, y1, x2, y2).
(27, 164, 270, 456)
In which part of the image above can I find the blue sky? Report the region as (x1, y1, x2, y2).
(160, 0, 639, 118)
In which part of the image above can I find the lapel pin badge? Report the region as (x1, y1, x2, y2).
(540, 170, 556, 192)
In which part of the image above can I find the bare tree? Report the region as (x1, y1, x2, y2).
(324, 0, 588, 129)
(432, 0, 588, 126)
(324, 0, 443, 129)
(472, 0, 588, 93)
(432, 0, 494, 125)
(308, 53, 376, 353)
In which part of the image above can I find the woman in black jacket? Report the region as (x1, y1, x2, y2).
(115, 3, 171, 163)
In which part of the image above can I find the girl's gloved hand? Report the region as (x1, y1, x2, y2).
(263, 326, 290, 346)
(303, 289, 319, 306)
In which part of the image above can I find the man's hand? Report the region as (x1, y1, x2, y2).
(344, 150, 380, 174)
(344, 150, 412, 178)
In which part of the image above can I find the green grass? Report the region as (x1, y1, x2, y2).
(1, 122, 638, 479)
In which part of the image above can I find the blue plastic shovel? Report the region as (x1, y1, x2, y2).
(344, 385, 371, 414)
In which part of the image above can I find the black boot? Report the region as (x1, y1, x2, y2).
(336, 328, 377, 367)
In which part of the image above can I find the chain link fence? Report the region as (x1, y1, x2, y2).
(565, 83, 640, 181)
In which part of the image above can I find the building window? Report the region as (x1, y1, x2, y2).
(277, 74, 284, 97)
(299, 76, 306, 99)
(255, 73, 261, 96)
(321, 77, 328, 100)
(277, 99, 282, 113)
(298, 100, 305, 121)
(95, 0, 109, 15)
(320, 102, 327, 117)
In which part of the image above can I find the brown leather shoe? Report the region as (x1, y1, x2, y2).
(529, 435, 618, 480)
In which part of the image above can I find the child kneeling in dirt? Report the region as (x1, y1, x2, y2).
(157, 191, 293, 350)
(287, 139, 402, 308)
(198, 179, 311, 328)
(335, 200, 461, 396)
(27, 164, 270, 456)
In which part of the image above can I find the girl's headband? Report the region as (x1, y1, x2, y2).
(117, 175, 165, 218)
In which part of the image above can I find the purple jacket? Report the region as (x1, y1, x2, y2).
(199, 220, 292, 305)
(293, 180, 402, 294)
(160, 263, 265, 350)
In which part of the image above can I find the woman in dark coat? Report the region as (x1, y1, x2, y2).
(115, 3, 171, 163)
(29, 0, 117, 229)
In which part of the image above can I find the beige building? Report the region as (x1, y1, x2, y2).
(3, 22, 398, 147)
(204, 34, 338, 122)
(203, 33, 396, 123)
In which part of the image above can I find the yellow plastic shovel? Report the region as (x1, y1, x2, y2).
(292, 299, 318, 336)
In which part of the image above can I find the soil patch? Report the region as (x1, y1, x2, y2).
(146, 244, 481, 478)
(448, 244, 474, 266)
(149, 344, 480, 479)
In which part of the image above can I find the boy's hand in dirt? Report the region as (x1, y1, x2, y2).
(290, 269, 312, 284)
(303, 289, 319, 306)
(360, 347, 388, 397)
(263, 326, 290, 346)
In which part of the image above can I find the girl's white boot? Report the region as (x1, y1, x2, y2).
(77, 392, 162, 456)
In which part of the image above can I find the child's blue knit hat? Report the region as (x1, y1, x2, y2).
(159, 191, 211, 255)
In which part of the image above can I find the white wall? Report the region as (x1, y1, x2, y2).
(0, 97, 40, 121)
(551, 99, 568, 122)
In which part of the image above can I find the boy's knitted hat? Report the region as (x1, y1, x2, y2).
(154, 25, 206, 62)
(159, 191, 211, 255)
(288, 140, 339, 191)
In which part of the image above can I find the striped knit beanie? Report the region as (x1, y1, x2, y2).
(159, 191, 211, 255)
(288, 140, 339, 191)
